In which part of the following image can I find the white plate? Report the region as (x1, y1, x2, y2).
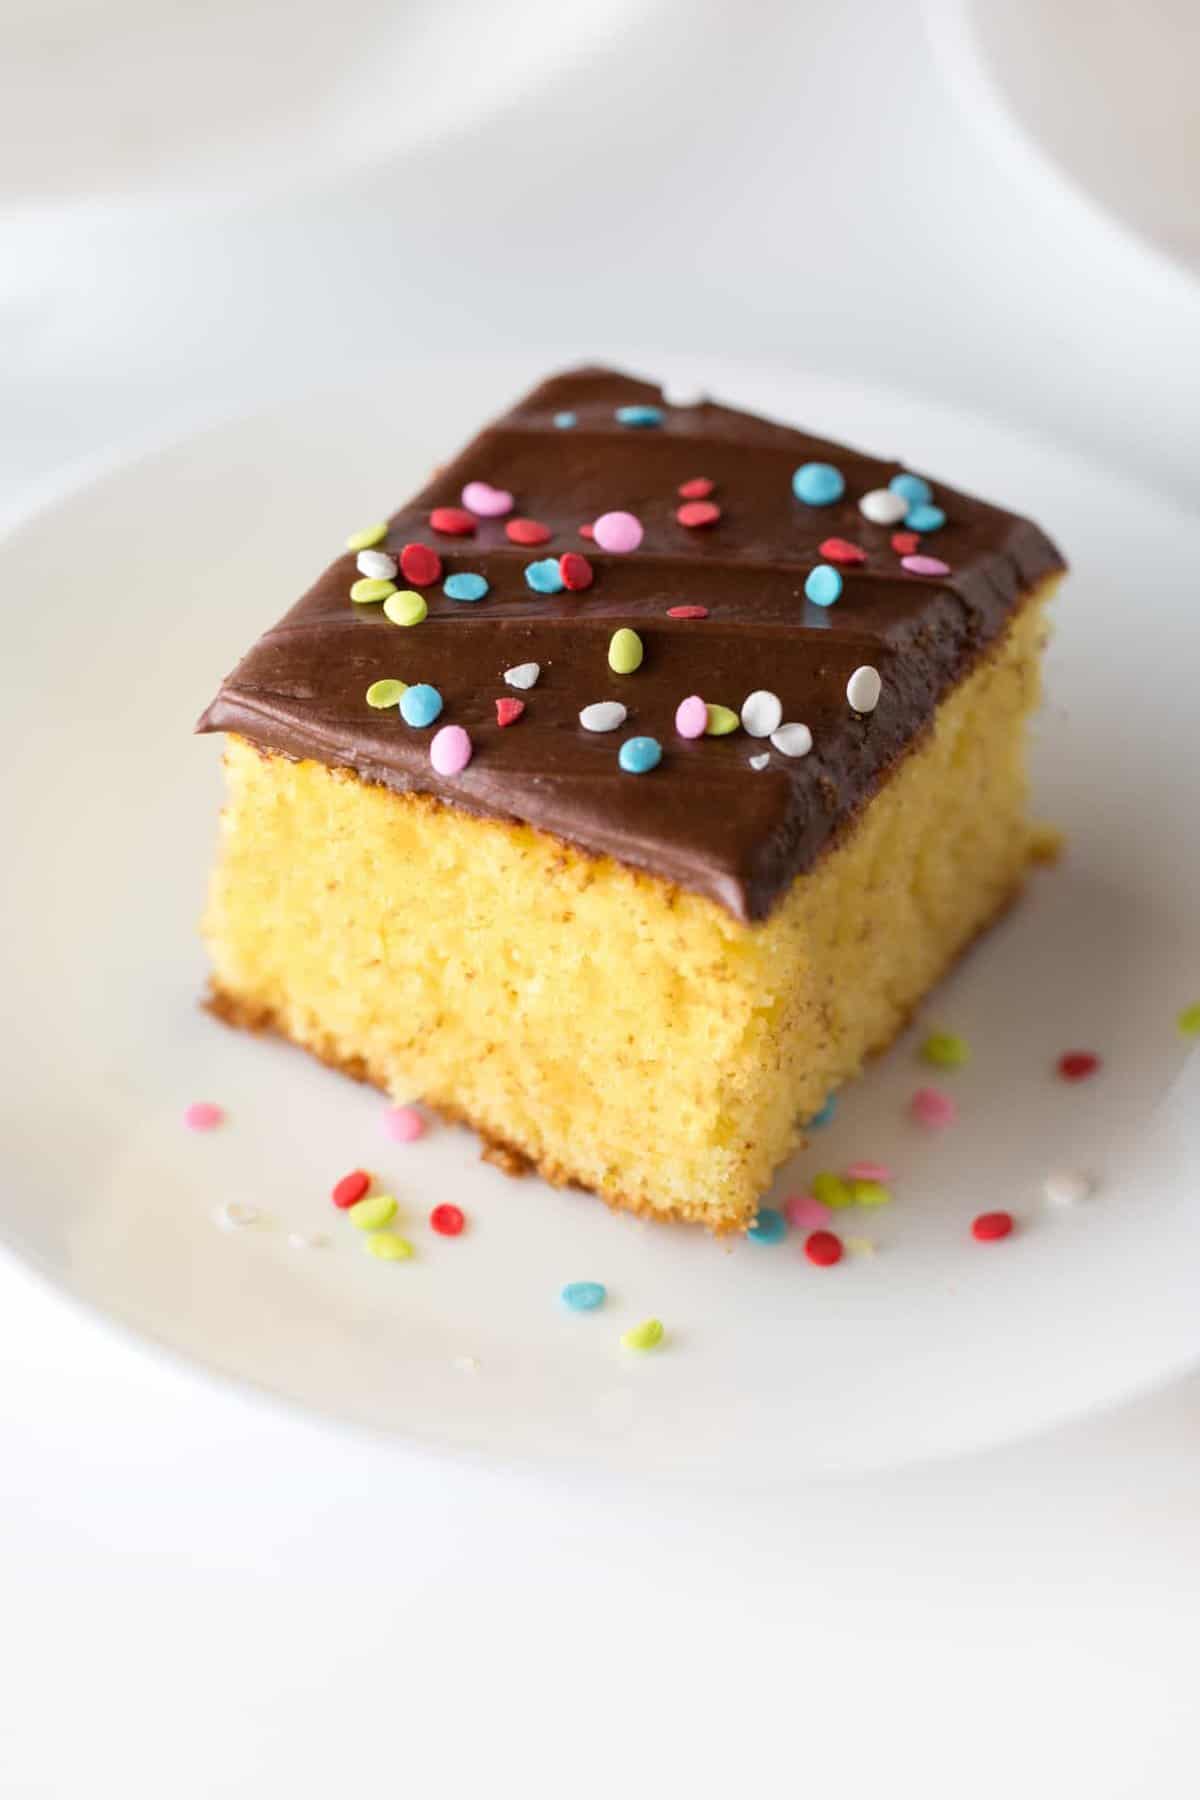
(4, 355, 1198, 1483)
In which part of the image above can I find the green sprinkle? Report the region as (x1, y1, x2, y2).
(621, 1318, 664, 1351)
(704, 704, 740, 736)
(346, 522, 389, 552)
(366, 678, 407, 709)
(812, 1171, 852, 1210)
(851, 1178, 891, 1207)
(347, 1194, 398, 1232)
(607, 628, 644, 674)
(383, 589, 428, 627)
(350, 577, 397, 604)
(365, 1231, 413, 1261)
(1178, 1002, 1200, 1038)
(921, 1031, 970, 1068)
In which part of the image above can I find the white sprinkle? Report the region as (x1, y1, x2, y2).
(769, 722, 813, 758)
(740, 689, 783, 738)
(453, 1355, 481, 1375)
(859, 488, 908, 526)
(356, 549, 397, 580)
(579, 701, 627, 733)
(215, 1201, 259, 1231)
(504, 662, 541, 690)
(288, 1230, 330, 1250)
(662, 383, 704, 408)
(846, 665, 882, 714)
(749, 753, 770, 771)
(1043, 1170, 1096, 1207)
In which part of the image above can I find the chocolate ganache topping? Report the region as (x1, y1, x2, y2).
(197, 366, 1065, 922)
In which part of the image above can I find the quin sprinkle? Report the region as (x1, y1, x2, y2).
(345, 522, 389, 552)
(921, 1031, 970, 1069)
(792, 462, 845, 506)
(399, 683, 443, 728)
(366, 678, 407, 709)
(561, 1281, 607, 1312)
(805, 564, 843, 607)
(444, 572, 489, 603)
(383, 589, 428, 627)
(748, 1206, 787, 1244)
(618, 736, 662, 774)
(621, 1318, 665, 1351)
(608, 628, 644, 674)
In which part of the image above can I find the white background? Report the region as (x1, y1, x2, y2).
(3, 1, 1199, 1793)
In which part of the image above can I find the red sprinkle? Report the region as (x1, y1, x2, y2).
(891, 530, 920, 555)
(429, 506, 475, 537)
(505, 517, 552, 546)
(972, 1210, 1014, 1242)
(818, 537, 867, 566)
(559, 551, 594, 591)
(430, 1203, 465, 1237)
(578, 522, 595, 540)
(667, 605, 708, 619)
(678, 476, 715, 500)
(332, 1169, 371, 1209)
(676, 500, 721, 529)
(805, 1229, 844, 1267)
(495, 697, 525, 727)
(1058, 1051, 1101, 1082)
(399, 542, 442, 587)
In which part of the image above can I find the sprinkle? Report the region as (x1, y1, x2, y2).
(216, 1201, 259, 1230)
(845, 1236, 877, 1256)
(345, 523, 388, 551)
(580, 701, 628, 733)
(1057, 1050, 1100, 1082)
(288, 1231, 330, 1250)
(705, 704, 740, 736)
(506, 517, 552, 546)
(561, 1280, 607, 1311)
(770, 723, 813, 757)
(554, 411, 576, 429)
(805, 1230, 843, 1267)
(559, 551, 594, 591)
(429, 506, 475, 536)
(1178, 1003, 1200, 1036)
(444, 571, 489, 602)
(350, 576, 396, 604)
(809, 1095, 836, 1127)
(972, 1210, 1014, 1242)
(678, 477, 714, 500)
(792, 462, 845, 506)
(676, 500, 721, 528)
(504, 662, 540, 689)
(366, 678, 406, 708)
(430, 1203, 465, 1236)
(859, 489, 908, 526)
(662, 382, 704, 407)
(749, 753, 770, 770)
(850, 1179, 891, 1207)
(805, 564, 843, 607)
(812, 1171, 853, 1210)
(366, 1232, 413, 1261)
(905, 503, 946, 533)
(183, 1101, 223, 1132)
(902, 554, 951, 577)
(399, 543, 442, 587)
(525, 557, 565, 594)
(845, 1160, 893, 1183)
(399, 683, 443, 728)
(427, 724, 470, 775)
(911, 1086, 957, 1128)
(608, 627, 644, 673)
(578, 522, 595, 540)
(619, 736, 662, 774)
(616, 404, 663, 428)
(348, 1193, 397, 1231)
(891, 530, 920, 554)
(921, 1031, 969, 1069)
(890, 472, 932, 505)
(621, 1318, 664, 1350)
(675, 695, 708, 738)
(740, 690, 783, 738)
(593, 511, 644, 553)
(384, 1105, 426, 1142)
(332, 1170, 371, 1208)
(461, 480, 513, 518)
(1044, 1169, 1095, 1206)
(383, 589, 428, 627)
(819, 537, 867, 565)
(846, 665, 882, 714)
(495, 697, 525, 727)
(357, 549, 397, 580)
(748, 1206, 787, 1243)
(667, 604, 708, 619)
(785, 1194, 832, 1229)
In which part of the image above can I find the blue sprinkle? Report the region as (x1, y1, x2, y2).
(804, 563, 843, 607)
(443, 571, 489, 603)
(809, 1095, 836, 1128)
(524, 557, 565, 594)
(791, 462, 845, 506)
(561, 1280, 607, 1312)
(905, 502, 946, 533)
(615, 404, 663, 429)
(399, 683, 443, 728)
(618, 736, 662, 774)
(554, 411, 577, 429)
(748, 1206, 787, 1244)
(890, 472, 932, 505)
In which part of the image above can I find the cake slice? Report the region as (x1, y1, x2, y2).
(198, 366, 1064, 1230)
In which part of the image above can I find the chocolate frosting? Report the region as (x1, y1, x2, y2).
(197, 366, 1065, 922)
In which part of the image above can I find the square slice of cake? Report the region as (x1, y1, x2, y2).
(198, 366, 1065, 1230)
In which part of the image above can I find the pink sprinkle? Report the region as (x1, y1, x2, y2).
(910, 1087, 957, 1129)
(183, 1101, 223, 1132)
(461, 480, 513, 518)
(592, 510, 644, 554)
(674, 694, 708, 739)
(430, 724, 473, 776)
(667, 604, 708, 620)
(845, 1160, 893, 1182)
(784, 1194, 833, 1230)
(578, 522, 595, 540)
(384, 1105, 426, 1143)
(901, 554, 951, 577)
